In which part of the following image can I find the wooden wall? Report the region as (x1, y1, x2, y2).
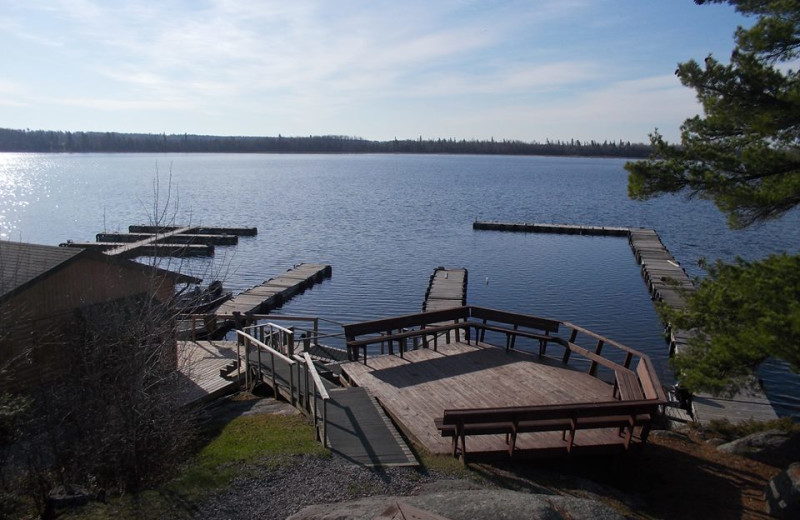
(0, 255, 178, 393)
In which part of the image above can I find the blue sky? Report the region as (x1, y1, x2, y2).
(0, 1, 749, 143)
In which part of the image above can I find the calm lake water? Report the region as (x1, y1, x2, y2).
(2, 153, 799, 416)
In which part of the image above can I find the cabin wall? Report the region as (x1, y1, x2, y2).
(0, 256, 178, 393)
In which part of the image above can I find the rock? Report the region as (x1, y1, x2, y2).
(286, 489, 625, 520)
(704, 438, 727, 447)
(765, 462, 800, 519)
(650, 429, 690, 442)
(717, 430, 800, 466)
(43, 484, 94, 520)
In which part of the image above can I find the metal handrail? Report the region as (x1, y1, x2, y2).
(235, 329, 296, 405)
(303, 352, 330, 447)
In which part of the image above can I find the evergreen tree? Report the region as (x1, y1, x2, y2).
(625, 0, 800, 393)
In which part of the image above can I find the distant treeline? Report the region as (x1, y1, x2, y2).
(0, 128, 651, 158)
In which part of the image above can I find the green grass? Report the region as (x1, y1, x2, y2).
(701, 416, 799, 440)
(57, 412, 328, 519)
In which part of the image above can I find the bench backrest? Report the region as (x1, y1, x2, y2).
(469, 306, 560, 334)
(441, 400, 658, 426)
(343, 306, 470, 340)
(636, 357, 665, 400)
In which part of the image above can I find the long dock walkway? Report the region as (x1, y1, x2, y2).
(422, 267, 467, 312)
(215, 263, 332, 316)
(61, 224, 257, 258)
(474, 220, 779, 424)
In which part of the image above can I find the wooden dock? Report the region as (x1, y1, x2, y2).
(60, 224, 256, 258)
(215, 263, 332, 317)
(473, 220, 631, 236)
(423, 267, 467, 312)
(474, 220, 780, 424)
(341, 341, 628, 457)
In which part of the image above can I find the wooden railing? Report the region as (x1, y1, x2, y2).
(235, 329, 297, 405)
(243, 321, 295, 357)
(343, 305, 666, 403)
(295, 352, 330, 447)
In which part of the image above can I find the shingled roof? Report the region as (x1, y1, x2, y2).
(0, 240, 199, 303)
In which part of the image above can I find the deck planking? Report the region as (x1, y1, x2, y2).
(340, 342, 616, 455)
(177, 340, 241, 406)
(423, 267, 467, 313)
(215, 263, 332, 316)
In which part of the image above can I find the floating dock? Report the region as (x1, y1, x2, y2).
(61, 224, 256, 258)
(423, 267, 468, 312)
(473, 220, 630, 236)
(215, 263, 332, 317)
(474, 220, 779, 424)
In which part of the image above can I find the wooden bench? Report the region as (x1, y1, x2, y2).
(613, 369, 645, 400)
(469, 307, 559, 354)
(434, 400, 657, 463)
(343, 306, 471, 362)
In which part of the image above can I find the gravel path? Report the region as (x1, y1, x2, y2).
(194, 453, 458, 520)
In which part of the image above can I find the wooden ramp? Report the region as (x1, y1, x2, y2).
(423, 267, 467, 312)
(325, 387, 418, 466)
(216, 263, 332, 316)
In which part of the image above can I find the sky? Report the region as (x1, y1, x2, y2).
(0, 0, 751, 143)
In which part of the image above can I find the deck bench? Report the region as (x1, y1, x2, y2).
(613, 369, 645, 400)
(434, 400, 656, 463)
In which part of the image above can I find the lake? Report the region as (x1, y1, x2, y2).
(2, 152, 799, 416)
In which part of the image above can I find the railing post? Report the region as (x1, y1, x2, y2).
(624, 352, 634, 369)
(271, 352, 277, 394)
(257, 338, 263, 381)
(313, 318, 319, 347)
(289, 361, 295, 406)
(562, 329, 578, 364)
(322, 399, 328, 448)
(244, 336, 251, 388)
(288, 329, 295, 358)
(235, 335, 241, 385)
(589, 339, 604, 376)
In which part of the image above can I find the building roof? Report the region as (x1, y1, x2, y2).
(0, 240, 200, 303)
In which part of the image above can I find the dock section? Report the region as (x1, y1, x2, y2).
(215, 263, 332, 316)
(60, 224, 256, 258)
(474, 220, 779, 424)
(473, 220, 630, 236)
(423, 267, 468, 312)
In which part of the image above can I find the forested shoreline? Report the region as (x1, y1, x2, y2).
(0, 127, 651, 158)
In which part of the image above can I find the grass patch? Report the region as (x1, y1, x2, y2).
(169, 413, 328, 500)
(417, 451, 478, 480)
(58, 410, 328, 519)
(699, 416, 799, 441)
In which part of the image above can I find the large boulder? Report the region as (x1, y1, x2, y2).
(766, 463, 800, 519)
(717, 430, 800, 466)
(286, 489, 625, 520)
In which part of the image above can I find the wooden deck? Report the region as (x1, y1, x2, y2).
(340, 341, 620, 456)
(422, 267, 467, 312)
(176, 340, 241, 406)
(215, 263, 332, 316)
